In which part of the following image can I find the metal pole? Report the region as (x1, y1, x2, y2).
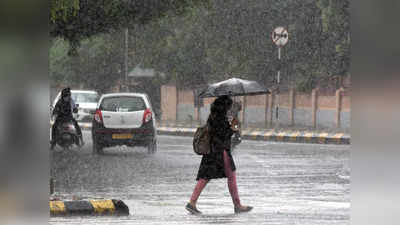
(50, 178, 55, 195)
(275, 47, 281, 128)
(124, 28, 129, 92)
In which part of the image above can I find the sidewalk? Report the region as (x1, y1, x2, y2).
(157, 122, 350, 145)
(78, 121, 350, 145)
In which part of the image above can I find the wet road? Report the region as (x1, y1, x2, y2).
(50, 131, 350, 225)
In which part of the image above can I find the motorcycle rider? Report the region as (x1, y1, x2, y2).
(50, 87, 84, 149)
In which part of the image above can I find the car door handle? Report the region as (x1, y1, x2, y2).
(104, 115, 111, 118)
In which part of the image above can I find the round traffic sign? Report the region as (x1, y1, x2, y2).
(272, 27, 289, 47)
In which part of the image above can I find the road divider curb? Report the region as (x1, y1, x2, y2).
(156, 127, 350, 145)
(50, 199, 129, 216)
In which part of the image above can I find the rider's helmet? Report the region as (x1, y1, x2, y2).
(61, 87, 71, 97)
(61, 88, 71, 101)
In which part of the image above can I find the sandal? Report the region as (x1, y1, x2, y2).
(234, 205, 253, 214)
(185, 203, 202, 214)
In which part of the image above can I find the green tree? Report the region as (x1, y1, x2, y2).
(51, 0, 350, 95)
(317, 0, 350, 76)
(50, 0, 210, 54)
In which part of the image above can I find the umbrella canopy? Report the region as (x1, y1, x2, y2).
(198, 78, 270, 98)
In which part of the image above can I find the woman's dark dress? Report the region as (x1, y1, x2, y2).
(196, 115, 236, 180)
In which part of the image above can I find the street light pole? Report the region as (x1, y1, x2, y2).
(124, 28, 129, 92)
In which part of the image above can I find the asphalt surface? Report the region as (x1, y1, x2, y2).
(50, 131, 350, 225)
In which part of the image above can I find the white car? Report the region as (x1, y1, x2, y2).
(52, 90, 99, 126)
(91, 93, 157, 154)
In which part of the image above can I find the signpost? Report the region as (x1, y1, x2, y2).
(271, 26, 289, 127)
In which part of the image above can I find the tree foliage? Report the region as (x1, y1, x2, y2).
(50, 0, 350, 114)
(50, 0, 209, 54)
(128, 0, 350, 91)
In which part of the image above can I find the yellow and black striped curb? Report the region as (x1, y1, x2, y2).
(156, 127, 350, 145)
(50, 199, 129, 216)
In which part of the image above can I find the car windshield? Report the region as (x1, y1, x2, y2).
(71, 93, 99, 103)
(100, 96, 146, 112)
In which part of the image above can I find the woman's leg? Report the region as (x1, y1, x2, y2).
(223, 150, 241, 207)
(190, 179, 209, 206)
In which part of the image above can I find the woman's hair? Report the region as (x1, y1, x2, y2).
(210, 95, 233, 118)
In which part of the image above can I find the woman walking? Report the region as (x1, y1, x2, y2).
(185, 95, 253, 214)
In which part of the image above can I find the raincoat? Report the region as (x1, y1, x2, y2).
(52, 98, 77, 120)
(51, 88, 82, 144)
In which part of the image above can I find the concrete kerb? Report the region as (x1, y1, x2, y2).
(157, 127, 195, 137)
(77, 121, 350, 144)
(156, 124, 350, 145)
(78, 122, 92, 130)
(50, 199, 129, 216)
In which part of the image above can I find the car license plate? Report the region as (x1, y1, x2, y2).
(112, 133, 133, 139)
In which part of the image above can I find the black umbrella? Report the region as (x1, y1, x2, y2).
(198, 78, 270, 98)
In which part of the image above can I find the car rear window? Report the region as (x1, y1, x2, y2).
(71, 93, 99, 103)
(100, 96, 146, 112)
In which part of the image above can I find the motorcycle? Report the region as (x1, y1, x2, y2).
(50, 104, 81, 151)
(51, 119, 80, 151)
(231, 132, 242, 150)
(229, 116, 242, 152)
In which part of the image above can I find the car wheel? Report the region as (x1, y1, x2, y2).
(92, 136, 104, 155)
(147, 140, 157, 154)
